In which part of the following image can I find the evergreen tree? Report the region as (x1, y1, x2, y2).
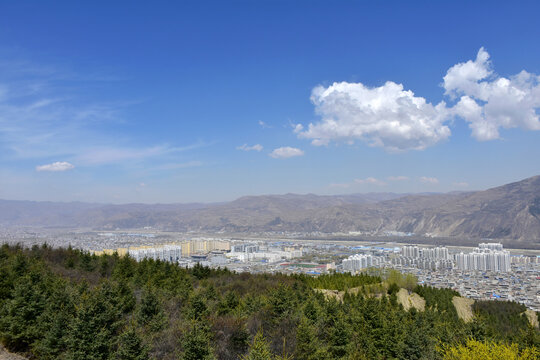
(99, 255, 110, 277)
(242, 331, 274, 360)
(181, 322, 215, 360)
(295, 317, 318, 360)
(114, 327, 149, 360)
(187, 294, 208, 321)
(0, 272, 48, 351)
(136, 287, 164, 328)
(32, 310, 71, 360)
(327, 317, 350, 359)
(65, 283, 122, 360)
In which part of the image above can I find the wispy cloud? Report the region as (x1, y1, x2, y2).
(258, 120, 271, 129)
(452, 181, 469, 187)
(329, 176, 386, 189)
(0, 67, 124, 161)
(0, 57, 204, 172)
(75, 145, 187, 165)
(355, 177, 386, 186)
(36, 161, 74, 172)
(388, 175, 409, 181)
(420, 176, 439, 184)
(236, 143, 263, 152)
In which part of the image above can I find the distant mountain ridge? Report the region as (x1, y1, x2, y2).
(1, 176, 539, 246)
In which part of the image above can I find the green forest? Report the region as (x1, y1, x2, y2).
(0, 243, 538, 359)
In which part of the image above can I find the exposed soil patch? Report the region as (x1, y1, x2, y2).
(0, 346, 28, 360)
(452, 296, 475, 323)
(524, 309, 539, 328)
(397, 288, 425, 311)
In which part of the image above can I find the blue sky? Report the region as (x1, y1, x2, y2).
(0, 1, 539, 203)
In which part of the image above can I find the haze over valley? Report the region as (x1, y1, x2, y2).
(1, 175, 539, 249)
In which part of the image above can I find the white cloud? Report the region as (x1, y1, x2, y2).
(419, 176, 439, 184)
(236, 144, 263, 152)
(355, 177, 385, 186)
(269, 146, 304, 159)
(443, 48, 493, 99)
(296, 81, 451, 151)
(445, 48, 540, 140)
(452, 181, 469, 187)
(36, 161, 74, 172)
(258, 120, 271, 129)
(388, 175, 409, 181)
(296, 47, 540, 150)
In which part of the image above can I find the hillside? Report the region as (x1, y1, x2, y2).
(0, 245, 537, 359)
(1, 176, 539, 245)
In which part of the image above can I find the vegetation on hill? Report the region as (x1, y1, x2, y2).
(0, 243, 538, 359)
(414, 285, 460, 318)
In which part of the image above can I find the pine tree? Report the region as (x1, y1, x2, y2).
(32, 310, 71, 360)
(241, 331, 274, 360)
(136, 288, 162, 325)
(295, 317, 318, 360)
(114, 327, 149, 360)
(65, 283, 122, 360)
(327, 317, 350, 359)
(0, 272, 47, 351)
(180, 322, 215, 360)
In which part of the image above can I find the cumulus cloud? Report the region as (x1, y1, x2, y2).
(297, 81, 451, 151)
(354, 177, 385, 186)
(419, 176, 439, 184)
(237, 144, 263, 152)
(444, 47, 540, 140)
(388, 175, 409, 181)
(296, 47, 540, 150)
(36, 161, 74, 172)
(269, 146, 304, 159)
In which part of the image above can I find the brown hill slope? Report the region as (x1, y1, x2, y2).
(0, 177, 539, 245)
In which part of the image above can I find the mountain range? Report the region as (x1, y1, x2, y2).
(1, 175, 539, 247)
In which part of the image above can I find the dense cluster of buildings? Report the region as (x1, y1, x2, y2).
(341, 243, 521, 273)
(401, 245, 450, 260)
(226, 243, 303, 262)
(454, 243, 511, 272)
(93, 239, 306, 268)
(392, 245, 453, 270)
(390, 257, 454, 270)
(342, 254, 384, 271)
(338, 241, 538, 310)
(94, 239, 231, 261)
